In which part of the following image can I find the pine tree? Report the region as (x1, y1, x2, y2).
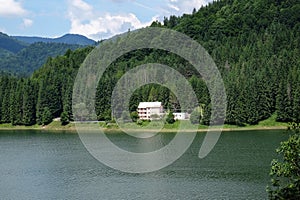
(1, 77, 11, 123)
(42, 107, 52, 125)
(166, 111, 175, 124)
(60, 111, 69, 125)
(22, 80, 36, 126)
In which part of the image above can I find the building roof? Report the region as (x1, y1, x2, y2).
(138, 102, 162, 108)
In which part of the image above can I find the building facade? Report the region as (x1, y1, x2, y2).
(173, 112, 188, 120)
(137, 102, 163, 120)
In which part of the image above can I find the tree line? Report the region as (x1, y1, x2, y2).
(0, 47, 93, 125)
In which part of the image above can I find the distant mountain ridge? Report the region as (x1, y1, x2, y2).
(13, 33, 96, 46)
(0, 32, 27, 53)
(0, 32, 95, 75)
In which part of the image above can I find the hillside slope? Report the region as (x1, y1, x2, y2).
(0, 32, 94, 76)
(0, 32, 27, 53)
(0, 42, 82, 76)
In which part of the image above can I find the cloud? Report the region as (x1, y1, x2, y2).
(22, 18, 33, 28)
(166, 0, 209, 15)
(72, 0, 92, 11)
(109, 0, 135, 2)
(133, 2, 156, 12)
(167, 4, 180, 12)
(0, 0, 27, 17)
(67, 0, 156, 40)
(66, 0, 211, 40)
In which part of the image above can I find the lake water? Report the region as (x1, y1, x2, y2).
(0, 130, 287, 199)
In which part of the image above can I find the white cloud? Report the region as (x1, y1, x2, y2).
(168, 4, 180, 12)
(66, 0, 211, 40)
(67, 0, 156, 40)
(0, 0, 27, 17)
(109, 0, 135, 2)
(166, 0, 209, 15)
(72, 0, 92, 11)
(133, 2, 156, 12)
(22, 18, 33, 28)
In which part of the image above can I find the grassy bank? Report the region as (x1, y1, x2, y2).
(0, 121, 76, 131)
(220, 114, 288, 131)
(0, 114, 288, 132)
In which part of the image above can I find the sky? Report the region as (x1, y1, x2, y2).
(0, 0, 212, 41)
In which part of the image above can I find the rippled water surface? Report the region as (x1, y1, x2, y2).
(0, 130, 287, 199)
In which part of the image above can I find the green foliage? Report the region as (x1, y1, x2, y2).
(13, 34, 95, 45)
(267, 122, 300, 199)
(130, 111, 139, 122)
(0, 42, 82, 75)
(190, 109, 201, 125)
(42, 107, 52, 125)
(22, 80, 37, 126)
(0, 47, 93, 126)
(0, 0, 300, 128)
(166, 112, 175, 124)
(0, 32, 26, 53)
(136, 119, 143, 126)
(60, 111, 69, 126)
(85, 0, 300, 125)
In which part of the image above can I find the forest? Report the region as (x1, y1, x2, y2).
(0, 42, 83, 76)
(0, 32, 95, 76)
(0, 0, 299, 126)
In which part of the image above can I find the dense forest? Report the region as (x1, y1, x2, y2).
(0, 42, 83, 76)
(0, 0, 299, 126)
(0, 32, 26, 53)
(0, 32, 95, 76)
(0, 47, 93, 125)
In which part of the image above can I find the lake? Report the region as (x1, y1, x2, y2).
(0, 129, 287, 199)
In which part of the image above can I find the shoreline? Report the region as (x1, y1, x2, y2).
(0, 122, 288, 133)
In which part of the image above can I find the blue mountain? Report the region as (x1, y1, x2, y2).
(13, 34, 96, 46)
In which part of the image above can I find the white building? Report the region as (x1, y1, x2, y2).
(138, 102, 163, 120)
(173, 112, 188, 120)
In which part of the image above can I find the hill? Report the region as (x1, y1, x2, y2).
(0, 32, 95, 76)
(0, 42, 83, 76)
(152, 0, 300, 125)
(0, 0, 299, 126)
(13, 34, 96, 46)
(0, 32, 27, 54)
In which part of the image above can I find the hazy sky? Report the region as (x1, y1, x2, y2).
(0, 0, 211, 40)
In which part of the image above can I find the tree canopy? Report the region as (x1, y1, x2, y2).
(267, 122, 300, 199)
